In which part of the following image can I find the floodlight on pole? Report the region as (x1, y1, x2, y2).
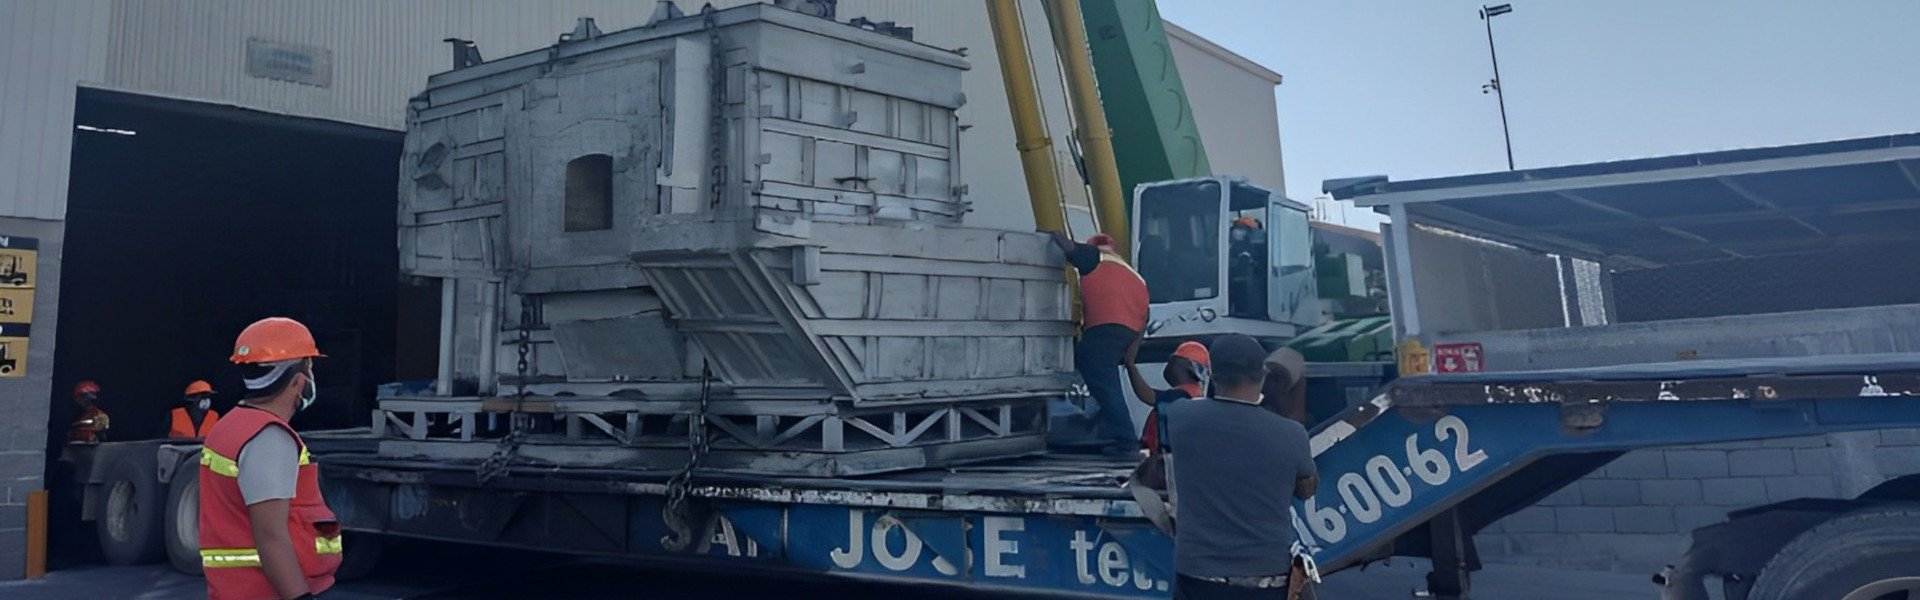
(1480, 4, 1516, 170)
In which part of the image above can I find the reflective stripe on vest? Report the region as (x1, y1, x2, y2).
(201, 446, 312, 478)
(198, 407, 342, 600)
(201, 537, 344, 568)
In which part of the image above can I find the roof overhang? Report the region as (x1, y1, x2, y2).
(1324, 133, 1920, 268)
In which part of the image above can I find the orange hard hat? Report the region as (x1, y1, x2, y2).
(74, 381, 101, 396)
(184, 380, 214, 396)
(1233, 215, 1262, 229)
(1171, 341, 1211, 369)
(1086, 233, 1117, 250)
(230, 317, 324, 364)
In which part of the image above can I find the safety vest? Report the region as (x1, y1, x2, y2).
(1081, 253, 1149, 332)
(198, 407, 341, 600)
(67, 407, 108, 443)
(1141, 381, 1203, 453)
(169, 407, 220, 439)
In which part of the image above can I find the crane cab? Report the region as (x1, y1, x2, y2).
(1130, 176, 1320, 349)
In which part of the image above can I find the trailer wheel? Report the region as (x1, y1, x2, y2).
(95, 454, 166, 565)
(164, 465, 202, 575)
(335, 533, 387, 582)
(1748, 507, 1920, 600)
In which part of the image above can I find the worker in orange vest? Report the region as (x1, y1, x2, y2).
(1124, 340, 1210, 455)
(198, 317, 341, 600)
(67, 380, 111, 444)
(1049, 231, 1150, 456)
(168, 380, 222, 439)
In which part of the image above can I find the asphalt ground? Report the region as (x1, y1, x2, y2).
(0, 542, 1659, 600)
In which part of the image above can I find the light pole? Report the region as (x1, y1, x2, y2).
(1480, 3, 1515, 170)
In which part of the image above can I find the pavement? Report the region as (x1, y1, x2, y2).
(0, 552, 1660, 600)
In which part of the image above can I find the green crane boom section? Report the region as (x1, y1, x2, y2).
(1077, 0, 1211, 212)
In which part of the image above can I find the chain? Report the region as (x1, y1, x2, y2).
(477, 297, 534, 484)
(660, 362, 714, 551)
(704, 6, 727, 209)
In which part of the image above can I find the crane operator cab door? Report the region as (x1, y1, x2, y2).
(1131, 176, 1320, 349)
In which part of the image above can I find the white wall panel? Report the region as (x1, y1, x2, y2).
(0, 0, 112, 220)
(1167, 22, 1287, 195)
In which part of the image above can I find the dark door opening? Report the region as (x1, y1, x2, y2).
(53, 89, 406, 439)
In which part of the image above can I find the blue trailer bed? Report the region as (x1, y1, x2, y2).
(313, 354, 1920, 598)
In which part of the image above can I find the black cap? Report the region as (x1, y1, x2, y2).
(1209, 334, 1268, 385)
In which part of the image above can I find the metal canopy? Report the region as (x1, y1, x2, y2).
(1325, 133, 1920, 268)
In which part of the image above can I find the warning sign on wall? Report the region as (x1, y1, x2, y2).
(0, 236, 38, 377)
(1433, 342, 1485, 374)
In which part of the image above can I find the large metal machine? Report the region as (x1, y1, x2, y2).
(386, 5, 1071, 476)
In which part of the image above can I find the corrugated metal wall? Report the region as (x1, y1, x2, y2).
(103, 0, 672, 130)
(0, 0, 112, 221)
(13, 0, 1281, 229)
(94, 0, 1182, 232)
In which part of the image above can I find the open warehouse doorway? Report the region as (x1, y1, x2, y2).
(44, 89, 435, 567)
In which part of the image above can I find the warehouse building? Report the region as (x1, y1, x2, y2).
(0, 0, 1289, 577)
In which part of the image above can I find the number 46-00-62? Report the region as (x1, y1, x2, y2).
(1297, 416, 1487, 546)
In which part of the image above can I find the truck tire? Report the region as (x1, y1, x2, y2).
(1748, 506, 1920, 600)
(164, 466, 202, 575)
(95, 454, 166, 565)
(335, 533, 387, 582)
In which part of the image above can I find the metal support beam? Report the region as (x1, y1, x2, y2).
(985, 0, 1069, 234)
(1425, 508, 1474, 600)
(1044, 0, 1130, 256)
(1386, 205, 1422, 336)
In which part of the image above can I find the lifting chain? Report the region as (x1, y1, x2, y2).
(661, 9, 728, 551)
(704, 5, 728, 209)
(477, 296, 534, 484)
(660, 362, 714, 552)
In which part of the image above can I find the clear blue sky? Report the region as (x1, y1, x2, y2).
(1159, 0, 1920, 226)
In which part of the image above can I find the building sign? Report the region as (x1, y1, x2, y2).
(0, 236, 37, 377)
(1433, 342, 1484, 374)
(1397, 339, 1431, 376)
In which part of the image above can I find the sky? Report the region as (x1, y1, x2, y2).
(1158, 0, 1920, 227)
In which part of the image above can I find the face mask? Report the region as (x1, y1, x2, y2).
(197, 397, 212, 410)
(298, 372, 318, 411)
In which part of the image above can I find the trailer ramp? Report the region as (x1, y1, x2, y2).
(1297, 353, 1920, 577)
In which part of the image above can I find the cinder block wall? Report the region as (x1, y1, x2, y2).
(0, 219, 65, 580)
(1476, 428, 1920, 573)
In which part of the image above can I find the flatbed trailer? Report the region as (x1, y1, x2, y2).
(303, 354, 1920, 599)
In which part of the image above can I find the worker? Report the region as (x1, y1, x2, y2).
(169, 380, 222, 439)
(1049, 231, 1150, 456)
(1162, 334, 1317, 599)
(67, 380, 111, 444)
(1123, 339, 1209, 454)
(199, 317, 341, 600)
(1227, 215, 1267, 319)
(1230, 215, 1263, 239)
(1263, 348, 1311, 426)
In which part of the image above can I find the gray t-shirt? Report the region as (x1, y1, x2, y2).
(1163, 397, 1316, 578)
(236, 425, 300, 505)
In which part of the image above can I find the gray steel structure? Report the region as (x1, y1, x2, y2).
(389, 4, 1072, 476)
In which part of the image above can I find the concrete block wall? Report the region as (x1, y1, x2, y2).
(0, 218, 66, 580)
(1476, 428, 1920, 573)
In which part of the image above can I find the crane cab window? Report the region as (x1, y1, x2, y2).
(1136, 181, 1222, 304)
